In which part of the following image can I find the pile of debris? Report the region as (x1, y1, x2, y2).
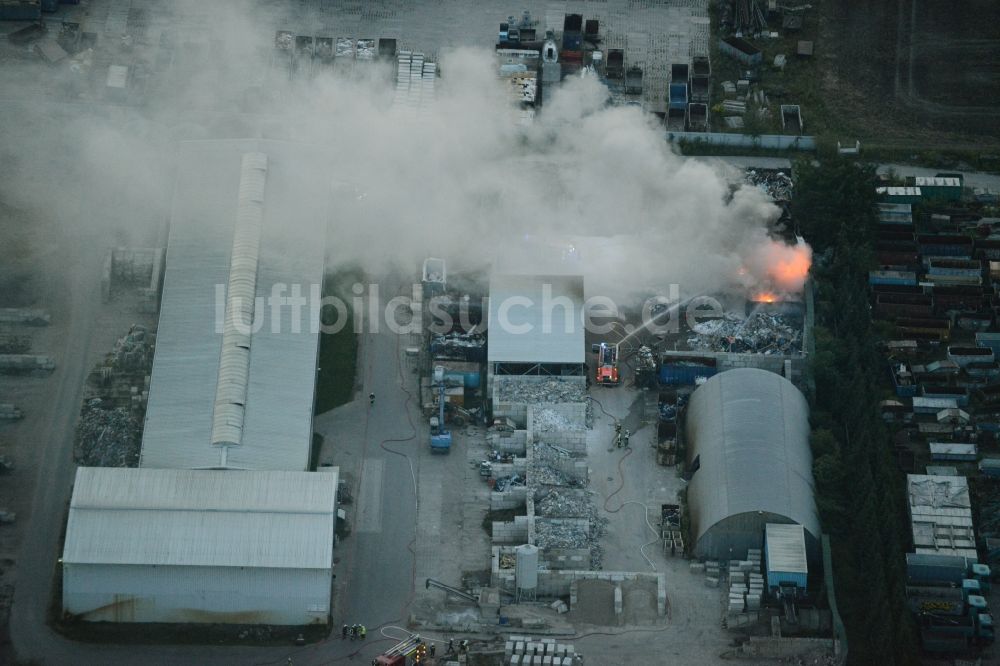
(430, 331, 486, 362)
(108, 324, 153, 374)
(688, 310, 800, 354)
(74, 399, 141, 467)
(495, 378, 587, 405)
(529, 442, 584, 487)
(534, 519, 604, 569)
(746, 169, 794, 202)
(532, 407, 577, 432)
(535, 489, 608, 536)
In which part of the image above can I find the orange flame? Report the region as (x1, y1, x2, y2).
(767, 245, 812, 292)
(753, 291, 778, 303)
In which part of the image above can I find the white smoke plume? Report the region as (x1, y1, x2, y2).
(0, 6, 807, 310)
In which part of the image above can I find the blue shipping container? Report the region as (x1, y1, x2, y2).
(562, 32, 582, 50)
(669, 82, 688, 109)
(0, 1, 41, 20)
(659, 364, 716, 385)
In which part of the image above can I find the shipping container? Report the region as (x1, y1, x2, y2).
(922, 386, 970, 407)
(718, 36, 762, 65)
(687, 103, 708, 131)
(906, 585, 966, 616)
(669, 82, 687, 109)
(877, 252, 920, 268)
(980, 458, 1000, 477)
(659, 361, 717, 386)
(927, 259, 983, 277)
(918, 234, 974, 257)
(877, 202, 914, 225)
(665, 107, 686, 131)
(0, 0, 40, 21)
(624, 66, 643, 94)
(870, 270, 917, 286)
(907, 553, 977, 586)
(873, 284, 923, 295)
(898, 318, 951, 341)
(877, 186, 922, 204)
(976, 332, 1000, 354)
(907, 176, 962, 202)
(912, 396, 959, 414)
(948, 345, 995, 368)
(929, 442, 977, 461)
(606, 49, 624, 79)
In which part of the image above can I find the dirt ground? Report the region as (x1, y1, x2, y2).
(821, 0, 1000, 146)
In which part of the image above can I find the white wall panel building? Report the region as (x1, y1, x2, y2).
(62, 467, 338, 625)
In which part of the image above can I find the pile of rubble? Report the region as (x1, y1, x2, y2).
(746, 169, 793, 202)
(74, 399, 141, 467)
(532, 407, 576, 432)
(534, 519, 604, 569)
(495, 378, 587, 405)
(109, 325, 154, 373)
(688, 311, 800, 354)
(535, 489, 608, 536)
(529, 442, 584, 487)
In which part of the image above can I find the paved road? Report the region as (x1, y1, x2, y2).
(335, 310, 420, 661)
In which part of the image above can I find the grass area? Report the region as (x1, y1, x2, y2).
(314, 268, 363, 416)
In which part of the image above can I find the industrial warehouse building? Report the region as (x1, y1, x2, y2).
(62, 140, 338, 625)
(487, 274, 586, 377)
(62, 467, 338, 624)
(685, 368, 820, 560)
(140, 140, 328, 471)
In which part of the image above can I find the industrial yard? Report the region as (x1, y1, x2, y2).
(1, 1, 1000, 666)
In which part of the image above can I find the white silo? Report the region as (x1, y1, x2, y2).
(515, 544, 539, 601)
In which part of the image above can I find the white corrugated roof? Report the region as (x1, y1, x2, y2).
(140, 140, 327, 471)
(686, 369, 820, 545)
(487, 274, 586, 365)
(63, 467, 338, 568)
(766, 523, 808, 575)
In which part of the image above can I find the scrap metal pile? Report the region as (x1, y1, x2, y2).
(746, 169, 794, 202)
(532, 407, 579, 432)
(529, 442, 584, 487)
(430, 331, 486, 361)
(534, 518, 605, 569)
(107, 324, 153, 374)
(724, 0, 768, 35)
(688, 310, 801, 354)
(536, 489, 607, 534)
(74, 398, 141, 467)
(495, 378, 587, 405)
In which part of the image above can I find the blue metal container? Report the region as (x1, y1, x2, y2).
(0, 1, 41, 20)
(562, 31, 582, 51)
(659, 364, 716, 385)
(669, 82, 688, 109)
(40, 0, 58, 11)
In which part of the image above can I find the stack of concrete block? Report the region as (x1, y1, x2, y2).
(728, 587, 745, 613)
(507, 639, 577, 665)
(747, 572, 764, 610)
(705, 560, 719, 579)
